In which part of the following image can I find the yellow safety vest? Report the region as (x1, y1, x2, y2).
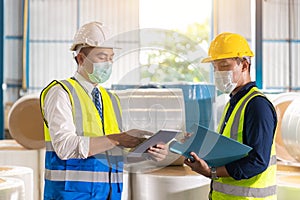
(212, 87, 277, 200)
(40, 78, 122, 143)
(40, 78, 123, 199)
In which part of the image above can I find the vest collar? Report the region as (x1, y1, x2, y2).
(74, 72, 97, 98)
(229, 81, 256, 105)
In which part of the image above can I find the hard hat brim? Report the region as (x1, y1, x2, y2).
(70, 43, 121, 52)
(201, 57, 213, 63)
(201, 53, 254, 63)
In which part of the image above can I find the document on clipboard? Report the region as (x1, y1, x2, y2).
(169, 124, 252, 167)
(128, 129, 180, 158)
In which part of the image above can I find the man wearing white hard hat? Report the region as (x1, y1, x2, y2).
(40, 22, 168, 200)
(184, 32, 277, 200)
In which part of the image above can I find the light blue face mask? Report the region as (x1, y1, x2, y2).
(87, 61, 113, 84)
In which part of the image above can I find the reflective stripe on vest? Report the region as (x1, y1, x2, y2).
(44, 169, 122, 183)
(213, 181, 276, 198)
(107, 91, 123, 132)
(230, 91, 261, 140)
(214, 87, 277, 199)
(61, 80, 84, 136)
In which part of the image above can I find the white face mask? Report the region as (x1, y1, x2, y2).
(87, 61, 113, 83)
(214, 70, 237, 94)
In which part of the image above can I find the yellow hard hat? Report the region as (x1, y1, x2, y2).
(70, 21, 116, 53)
(201, 32, 254, 63)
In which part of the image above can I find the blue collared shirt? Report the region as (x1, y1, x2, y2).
(222, 82, 277, 180)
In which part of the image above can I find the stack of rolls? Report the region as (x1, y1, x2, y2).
(0, 166, 33, 200)
(0, 139, 44, 200)
(0, 177, 25, 200)
(5, 92, 46, 200)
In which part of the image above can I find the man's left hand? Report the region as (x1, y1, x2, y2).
(184, 152, 210, 177)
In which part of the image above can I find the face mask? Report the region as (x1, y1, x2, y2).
(214, 70, 237, 94)
(86, 61, 113, 83)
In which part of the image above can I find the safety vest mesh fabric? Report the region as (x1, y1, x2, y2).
(40, 78, 123, 199)
(213, 87, 277, 200)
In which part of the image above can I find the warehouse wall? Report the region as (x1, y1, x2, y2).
(263, 0, 299, 91)
(4, 0, 23, 103)
(214, 0, 300, 91)
(3, 0, 140, 104)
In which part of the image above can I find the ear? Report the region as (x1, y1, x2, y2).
(241, 60, 249, 72)
(76, 53, 84, 66)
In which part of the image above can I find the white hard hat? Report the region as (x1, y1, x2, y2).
(70, 21, 115, 54)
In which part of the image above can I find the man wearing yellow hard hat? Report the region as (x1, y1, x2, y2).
(185, 32, 278, 200)
(40, 22, 168, 200)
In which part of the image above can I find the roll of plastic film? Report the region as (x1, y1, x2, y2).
(129, 166, 210, 200)
(271, 92, 300, 163)
(0, 139, 45, 200)
(281, 97, 300, 162)
(0, 166, 34, 200)
(8, 93, 45, 149)
(0, 177, 25, 200)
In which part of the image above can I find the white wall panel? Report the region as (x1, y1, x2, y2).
(30, 0, 77, 40)
(291, 43, 300, 88)
(263, 42, 289, 88)
(29, 43, 75, 91)
(263, 0, 289, 39)
(5, 0, 23, 36)
(262, 0, 300, 91)
(29, 0, 140, 91)
(214, 0, 251, 37)
(29, 0, 78, 92)
(4, 40, 22, 83)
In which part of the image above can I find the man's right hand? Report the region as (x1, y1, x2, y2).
(107, 129, 153, 148)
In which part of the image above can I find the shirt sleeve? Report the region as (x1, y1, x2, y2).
(225, 96, 277, 180)
(44, 85, 90, 160)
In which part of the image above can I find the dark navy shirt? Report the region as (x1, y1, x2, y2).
(221, 82, 277, 180)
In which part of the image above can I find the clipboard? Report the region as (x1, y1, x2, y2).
(128, 129, 180, 158)
(169, 124, 252, 167)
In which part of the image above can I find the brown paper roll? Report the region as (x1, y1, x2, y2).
(8, 94, 45, 149)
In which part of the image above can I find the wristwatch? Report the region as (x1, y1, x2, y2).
(210, 167, 219, 180)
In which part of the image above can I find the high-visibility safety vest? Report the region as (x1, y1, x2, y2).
(211, 87, 277, 200)
(40, 77, 123, 200)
